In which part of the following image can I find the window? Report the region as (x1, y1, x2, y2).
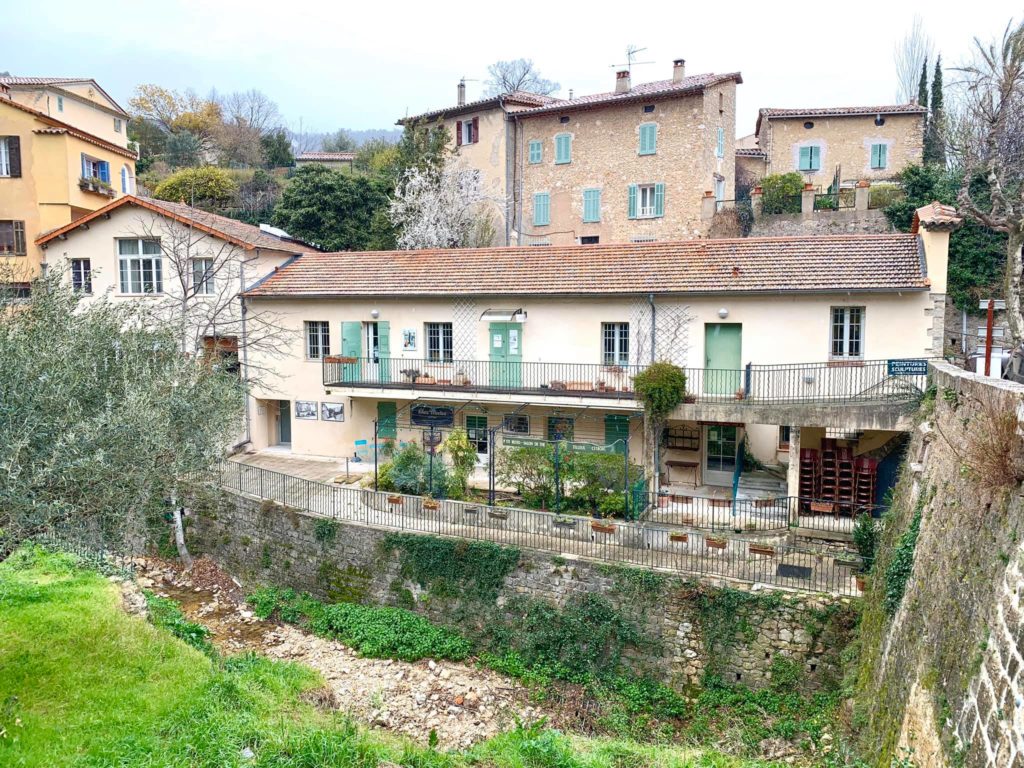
(120, 165, 133, 194)
(117, 238, 162, 294)
(547, 416, 574, 442)
(554, 133, 571, 164)
(639, 123, 657, 155)
(803, 121, 814, 129)
(114, 118, 122, 133)
(57, 95, 63, 112)
(629, 183, 664, 218)
(426, 322, 453, 362)
(874, 116, 886, 127)
(305, 321, 330, 359)
(582, 188, 601, 223)
(798, 145, 821, 171)
(643, 104, 655, 114)
(831, 307, 864, 359)
(0, 136, 19, 178)
(602, 322, 630, 366)
(81, 154, 110, 183)
(580, 235, 600, 245)
(466, 414, 489, 455)
(716, 126, 725, 158)
(456, 117, 478, 146)
(0, 138, 8, 177)
(528, 140, 542, 164)
(71, 259, 92, 293)
(870, 143, 888, 170)
(778, 426, 791, 451)
(191, 257, 214, 295)
(533, 192, 550, 226)
(0, 220, 26, 255)
(503, 414, 530, 434)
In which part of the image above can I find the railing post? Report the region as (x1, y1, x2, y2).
(744, 362, 752, 400)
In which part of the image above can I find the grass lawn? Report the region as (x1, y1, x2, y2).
(0, 546, 786, 767)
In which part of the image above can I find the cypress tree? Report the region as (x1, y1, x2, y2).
(917, 58, 929, 109)
(925, 55, 946, 167)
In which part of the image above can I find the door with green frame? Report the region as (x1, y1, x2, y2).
(703, 323, 742, 395)
(377, 401, 397, 443)
(341, 322, 362, 383)
(489, 322, 522, 389)
(704, 424, 738, 486)
(363, 321, 390, 384)
(465, 414, 489, 463)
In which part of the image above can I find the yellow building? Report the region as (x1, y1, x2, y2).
(0, 77, 137, 287)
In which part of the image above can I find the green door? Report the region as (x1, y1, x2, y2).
(341, 321, 362, 383)
(604, 414, 629, 455)
(703, 323, 742, 395)
(489, 322, 522, 389)
(466, 415, 489, 460)
(277, 400, 292, 444)
(377, 401, 397, 439)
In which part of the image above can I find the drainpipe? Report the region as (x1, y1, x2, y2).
(239, 257, 252, 447)
(648, 293, 657, 363)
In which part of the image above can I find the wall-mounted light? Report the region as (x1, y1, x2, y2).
(717, 308, 729, 319)
(513, 310, 528, 322)
(370, 309, 380, 319)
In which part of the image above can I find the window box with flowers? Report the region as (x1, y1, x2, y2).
(80, 176, 116, 197)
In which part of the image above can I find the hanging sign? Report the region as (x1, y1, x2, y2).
(410, 404, 455, 427)
(503, 436, 619, 454)
(887, 359, 928, 376)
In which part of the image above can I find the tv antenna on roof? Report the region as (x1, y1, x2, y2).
(610, 45, 654, 74)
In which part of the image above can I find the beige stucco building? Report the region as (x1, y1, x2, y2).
(234, 204, 957, 513)
(749, 104, 926, 189)
(0, 77, 137, 286)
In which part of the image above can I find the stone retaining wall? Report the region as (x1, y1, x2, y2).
(192, 494, 855, 692)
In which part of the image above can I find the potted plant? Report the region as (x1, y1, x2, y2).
(734, 387, 745, 400)
(706, 537, 727, 550)
(749, 544, 775, 556)
(423, 498, 440, 511)
(401, 368, 421, 382)
(79, 176, 115, 197)
(591, 520, 616, 534)
(669, 532, 688, 543)
(387, 495, 402, 505)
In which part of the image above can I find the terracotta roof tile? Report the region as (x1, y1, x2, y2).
(401, 91, 559, 123)
(0, 97, 137, 158)
(514, 73, 742, 118)
(244, 234, 928, 299)
(35, 195, 315, 251)
(0, 76, 128, 116)
(912, 201, 963, 233)
(756, 104, 926, 134)
(736, 148, 766, 157)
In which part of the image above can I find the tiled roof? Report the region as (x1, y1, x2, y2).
(514, 73, 743, 118)
(401, 91, 559, 124)
(912, 201, 962, 233)
(0, 76, 128, 116)
(736, 148, 766, 157)
(756, 104, 926, 134)
(35, 196, 314, 252)
(297, 152, 357, 161)
(0, 97, 137, 158)
(244, 234, 928, 298)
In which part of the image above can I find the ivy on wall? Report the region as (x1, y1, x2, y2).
(381, 533, 520, 602)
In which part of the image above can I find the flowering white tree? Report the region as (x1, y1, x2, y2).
(389, 160, 498, 249)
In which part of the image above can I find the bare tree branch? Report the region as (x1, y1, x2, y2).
(894, 16, 934, 102)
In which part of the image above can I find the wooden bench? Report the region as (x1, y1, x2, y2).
(665, 459, 701, 487)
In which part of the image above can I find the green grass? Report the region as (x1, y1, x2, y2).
(0, 546, 782, 767)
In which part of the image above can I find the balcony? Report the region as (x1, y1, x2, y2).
(323, 357, 930, 424)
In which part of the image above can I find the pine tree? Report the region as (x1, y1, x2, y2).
(924, 55, 946, 167)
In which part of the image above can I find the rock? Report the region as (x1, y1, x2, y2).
(240, 747, 255, 760)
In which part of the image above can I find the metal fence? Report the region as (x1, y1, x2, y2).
(324, 358, 929, 408)
(32, 527, 135, 576)
(219, 461, 862, 596)
(814, 189, 856, 210)
(638, 492, 879, 535)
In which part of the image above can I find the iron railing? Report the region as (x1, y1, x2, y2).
(218, 461, 863, 596)
(814, 189, 856, 210)
(638, 492, 880, 534)
(32, 527, 135, 576)
(324, 357, 929, 408)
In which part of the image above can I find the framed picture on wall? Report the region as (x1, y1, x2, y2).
(321, 402, 345, 422)
(295, 400, 318, 420)
(402, 329, 417, 351)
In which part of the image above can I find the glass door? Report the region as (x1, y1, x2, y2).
(277, 400, 292, 445)
(704, 425, 738, 487)
(466, 415, 489, 464)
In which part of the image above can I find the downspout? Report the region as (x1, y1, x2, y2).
(238, 252, 252, 448)
(648, 293, 656, 362)
(513, 115, 525, 246)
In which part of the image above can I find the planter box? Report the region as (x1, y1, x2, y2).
(749, 544, 776, 556)
(435, 379, 452, 386)
(810, 501, 836, 514)
(549, 380, 567, 391)
(710, 498, 732, 508)
(552, 518, 577, 528)
(706, 538, 727, 550)
(565, 381, 595, 392)
(463, 506, 480, 515)
(488, 510, 508, 521)
(415, 376, 437, 385)
(423, 500, 440, 511)
(754, 498, 778, 508)
(672, 494, 693, 504)
(669, 532, 689, 543)
(591, 521, 616, 534)
(387, 495, 403, 506)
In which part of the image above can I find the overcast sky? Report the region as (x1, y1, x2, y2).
(3, 0, 1019, 136)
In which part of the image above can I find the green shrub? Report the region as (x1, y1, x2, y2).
(314, 518, 339, 545)
(633, 362, 687, 419)
(389, 443, 450, 497)
(597, 493, 628, 518)
(760, 172, 804, 214)
(868, 182, 904, 209)
(153, 166, 238, 204)
(884, 510, 922, 617)
(442, 427, 477, 500)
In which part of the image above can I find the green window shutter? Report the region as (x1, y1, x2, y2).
(376, 320, 391, 383)
(879, 144, 887, 168)
(798, 146, 811, 171)
(377, 401, 397, 439)
(604, 414, 629, 455)
(654, 183, 665, 217)
(341, 321, 362, 382)
(809, 146, 820, 170)
(555, 134, 571, 164)
(716, 127, 725, 157)
(533, 192, 550, 226)
(529, 140, 542, 163)
(583, 189, 601, 222)
(639, 123, 656, 155)
(872, 143, 887, 169)
(627, 184, 638, 219)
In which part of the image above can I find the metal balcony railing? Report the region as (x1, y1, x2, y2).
(323, 357, 930, 407)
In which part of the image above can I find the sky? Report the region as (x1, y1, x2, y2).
(2, 0, 1019, 136)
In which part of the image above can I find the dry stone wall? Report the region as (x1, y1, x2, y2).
(192, 495, 855, 692)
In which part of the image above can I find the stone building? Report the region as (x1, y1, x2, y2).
(295, 151, 356, 172)
(746, 104, 925, 189)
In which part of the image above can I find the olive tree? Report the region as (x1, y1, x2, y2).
(0, 276, 244, 564)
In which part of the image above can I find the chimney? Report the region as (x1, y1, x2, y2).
(568, 88, 574, 100)
(673, 59, 686, 82)
(457, 79, 466, 106)
(615, 70, 631, 94)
